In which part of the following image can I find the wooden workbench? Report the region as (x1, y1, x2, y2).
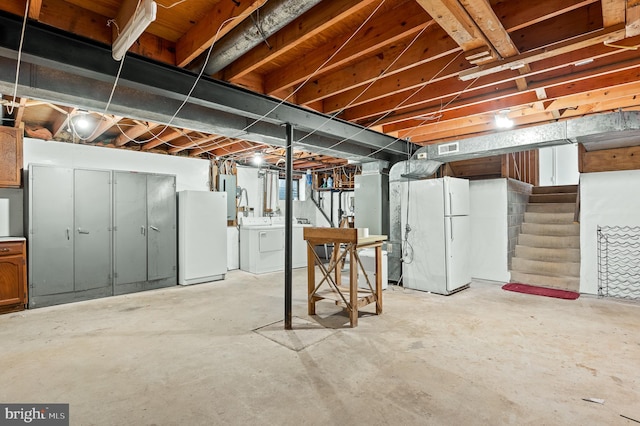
(303, 227, 387, 327)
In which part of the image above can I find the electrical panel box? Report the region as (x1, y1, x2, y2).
(218, 174, 237, 221)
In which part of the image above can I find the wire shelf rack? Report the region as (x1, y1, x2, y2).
(597, 226, 640, 300)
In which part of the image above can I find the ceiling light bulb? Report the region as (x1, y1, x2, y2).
(75, 115, 90, 130)
(252, 153, 263, 166)
(495, 113, 514, 129)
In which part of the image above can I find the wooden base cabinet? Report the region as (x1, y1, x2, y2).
(0, 238, 27, 314)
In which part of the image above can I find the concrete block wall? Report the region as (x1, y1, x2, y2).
(507, 179, 533, 268)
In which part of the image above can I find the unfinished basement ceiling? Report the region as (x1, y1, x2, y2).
(1, 0, 640, 170)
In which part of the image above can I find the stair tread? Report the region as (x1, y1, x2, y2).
(529, 193, 577, 203)
(526, 203, 576, 213)
(524, 212, 575, 224)
(515, 245, 580, 262)
(521, 223, 580, 236)
(532, 185, 579, 194)
(512, 257, 580, 278)
(510, 271, 580, 292)
(518, 234, 580, 249)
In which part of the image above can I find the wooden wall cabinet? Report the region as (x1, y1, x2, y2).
(0, 126, 23, 188)
(0, 238, 27, 314)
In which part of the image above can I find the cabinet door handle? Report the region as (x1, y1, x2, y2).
(66, 228, 70, 240)
(77, 228, 90, 234)
(150, 226, 159, 232)
(141, 226, 146, 236)
(0, 248, 9, 252)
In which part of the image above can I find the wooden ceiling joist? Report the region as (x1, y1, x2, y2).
(142, 127, 188, 150)
(114, 122, 160, 147)
(167, 135, 222, 154)
(220, 0, 379, 82)
(28, 0, 43, 20)
(85, 114, 123, 142)
(175, 0, 266, 68)
(296, 26, 460, 105)
(263, 0, 432, 94)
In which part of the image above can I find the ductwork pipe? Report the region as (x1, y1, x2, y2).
(193, 0, 322, 75)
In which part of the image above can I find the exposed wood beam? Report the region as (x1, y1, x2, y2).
(322, 52, 469, 112)
(627, 0, 640, 37)
(86, 115, 123, 142)
(581, 145, 640, 172)
(175, 0, 266, 68)
(510, 4, 604, 53)
(408, 111, 557, 144)
(399, 108, 555, 140)
(211, 142, 267, 157)
(494, 0, 599, 33)
(296, 27, 460, 105)
(263, 1, 431, 94)
(601, 0, 626, 27)
(28, 0, 43, 20)
(37, 0, 174, 65)
(114, 122, 159, 147)
(457, 0, 527, 89)
(51, 106, 75, 138)
(458, 0, 519, 58)
(220, 0, 377, 81)
(395, 60, 640, 129)
(12, 97, 27, 128)
(167, 134, 221, 154)
(459, 24, 626, 81)
(142, 127, 187, 150)
(294, 1, 603, 106)
(383, 64, 640, 140)
(414, 0, 488, 51)
(189, 139, 240, 157)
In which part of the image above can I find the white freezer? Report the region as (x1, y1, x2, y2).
(178, 191, 227, 285)
(401, 177, 471, 295)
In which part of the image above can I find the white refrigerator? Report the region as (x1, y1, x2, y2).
(401, 177, 471, 295)
(178, 191, 227, 285)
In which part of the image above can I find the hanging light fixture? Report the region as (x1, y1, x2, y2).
(112, 0, 157, 61)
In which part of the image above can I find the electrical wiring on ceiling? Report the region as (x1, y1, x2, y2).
(5, 0, 29, 116)
(7, 0, 474, 171)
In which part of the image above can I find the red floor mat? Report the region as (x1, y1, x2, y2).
(502, 282, 580, 300)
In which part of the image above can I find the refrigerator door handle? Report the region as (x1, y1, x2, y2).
(450, 217, 453, 241)
(449, 192, 453, 216)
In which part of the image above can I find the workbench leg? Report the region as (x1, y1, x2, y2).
(307, 243, 316, 315)
(334, 244, 342, 287)
(349, 247, 358, 327)
(375, 245, 383, 315)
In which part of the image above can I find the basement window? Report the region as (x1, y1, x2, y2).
(278, 179, 299, 201)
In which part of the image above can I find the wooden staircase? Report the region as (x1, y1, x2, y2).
(510, 185, 580, 292)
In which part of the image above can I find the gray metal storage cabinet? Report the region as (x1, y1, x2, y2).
(113, 171, 176, 295)
(28, 165, 113, 307)
(27, 165, 177, 308)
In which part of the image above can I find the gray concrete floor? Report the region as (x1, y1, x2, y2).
(1, 268, 639, 425)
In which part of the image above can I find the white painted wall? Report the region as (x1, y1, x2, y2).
(24, 138, 211, 191)
(0, 188, 23, 236)
(469, 179, 510, 282)
(227, 226, 239, 270)
(236, 165, 280, 218)
(539, 144, 579, 186)
(580, 170, 640, 294)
